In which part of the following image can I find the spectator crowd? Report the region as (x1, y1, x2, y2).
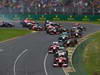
(0, 0, 99, 15)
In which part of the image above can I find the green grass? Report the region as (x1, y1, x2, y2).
(0, 28, 31, 41)
(83, 32, 100, 75)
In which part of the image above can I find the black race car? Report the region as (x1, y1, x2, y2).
(77, 25, 86, 32)
(58, 35, 69, 42)
(0, 22, 14, 27)
(73, 23, 86, 31)
(58, 32, 71, 42)
(63, 38, 78, 47)
(71, 31, 82, 38)
(58, 28, 70, 33)
(53, 50, 68, 67)
(71, 27, 83, 38)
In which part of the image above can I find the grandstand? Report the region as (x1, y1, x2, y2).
(0, 0, 99, 15)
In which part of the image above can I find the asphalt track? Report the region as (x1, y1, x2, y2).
(0, 23, 100, 75)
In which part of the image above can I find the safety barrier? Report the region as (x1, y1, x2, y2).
(0, 14, 100, 21)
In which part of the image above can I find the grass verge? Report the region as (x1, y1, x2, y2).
(83, 32, 100, 75)
(70, 39, 90, 75)
(0, 28, 31, 41)
(70, 31, 100, 75)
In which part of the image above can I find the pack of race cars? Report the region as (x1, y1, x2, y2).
(48, 42, 69, 67)
(21, 19, 69, 33)
(44, 21, 86, 67)
(21, 19, 86, 67)
(0, 19, 86, 67)
(21, 19, 45, 31)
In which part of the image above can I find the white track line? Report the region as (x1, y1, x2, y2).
(44, 53, 49, 75)
(14, 49, 28, 75)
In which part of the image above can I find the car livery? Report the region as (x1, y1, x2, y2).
(48, 42, 60, 53)
(63, 38, 78, 47)
(53, 50, 68, 67)
(21, 19, 35, 28)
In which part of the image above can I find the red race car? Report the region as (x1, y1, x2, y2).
(31, 24, 45, 31)
(46, 27, 61, 35)
(51, 23, 64, 29)
(48, 42, 60, 53)
(21, 18, 35, 28)
(53, 50, 68, 67)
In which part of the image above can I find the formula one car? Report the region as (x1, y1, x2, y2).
(77, 25, 86, 32)
(74, 23, 86, 31)
(29, 23, 45, 31)
(46, 27, 60, 35)
(48, 42, 60, 53)
(51, 23, 64, 29)
(0, 22, 14, 27)
(72, 31, 82, 38)
(63, 38, 78, 47)
(71, 27, 83, 38)
(59, 28, 70, 33)
(46, 24, 54, 30)
(44, 21, 64, 31)
(21, 18, 35, 28)
(44, 20, 54, 29)
(58, 32, 71, 42)
(53, 50, 68, 67)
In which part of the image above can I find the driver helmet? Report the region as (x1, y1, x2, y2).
(46, 20, 49, 23)
(53, 42, 59, 45)
(49, 22, 53, 25)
